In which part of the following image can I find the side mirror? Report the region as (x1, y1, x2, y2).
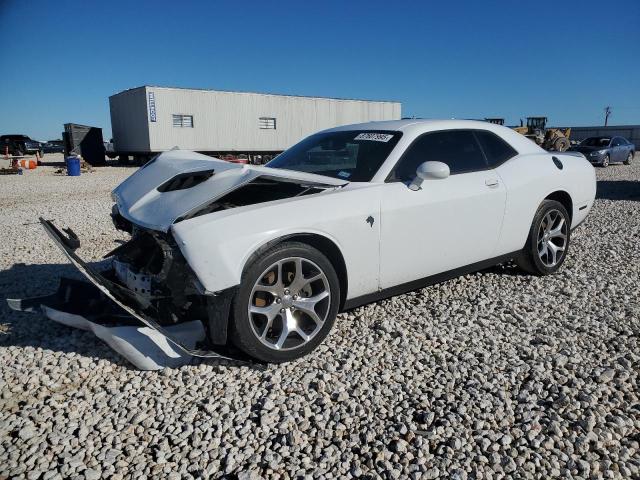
(409, 161, 450, 190)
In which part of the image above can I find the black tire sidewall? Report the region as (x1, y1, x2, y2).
(522, 200, 571, 275)
(230, 241, 340, 363)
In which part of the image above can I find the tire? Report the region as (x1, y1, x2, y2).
(624, 152, 633, 165)
(601, 154, 609, 168)
(230, 241, 340, 363)
(554, 137, 570, 152)
(516, 200, 570, 276)
(118, 155, 129, 165)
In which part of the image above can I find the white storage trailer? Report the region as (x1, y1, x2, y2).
(109, 86, 401, 163)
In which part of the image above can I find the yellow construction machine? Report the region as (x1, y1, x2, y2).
(513, 117, 571, 152)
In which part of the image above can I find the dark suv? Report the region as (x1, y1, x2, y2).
(1, 134, 43, 157)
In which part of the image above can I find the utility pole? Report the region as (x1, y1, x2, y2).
(604, 106, 612, 126)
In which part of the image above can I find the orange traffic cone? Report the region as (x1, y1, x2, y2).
(19, 159, 37, 170)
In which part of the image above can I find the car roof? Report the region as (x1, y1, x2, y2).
(324, 118, 517, 132)
(323, 119, 544, 154)
(324, 119, 454, 132)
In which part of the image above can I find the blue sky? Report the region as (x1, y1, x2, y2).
(1, 0, 639, 141)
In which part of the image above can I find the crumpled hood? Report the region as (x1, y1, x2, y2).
(112, 150, 348, 232)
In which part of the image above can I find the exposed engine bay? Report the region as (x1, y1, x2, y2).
(106, 228, 205, 326)
(175, 177, 328, 222)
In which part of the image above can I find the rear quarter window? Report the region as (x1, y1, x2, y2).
(474, 130, 518, 167)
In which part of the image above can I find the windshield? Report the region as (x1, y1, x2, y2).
(266, 130, 402, 182)
(581, 137, 610, 147)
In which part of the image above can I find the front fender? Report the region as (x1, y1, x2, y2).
(176, 224, 344, 294)
(170, 185, 382, 298)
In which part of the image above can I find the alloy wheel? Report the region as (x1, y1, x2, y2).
(248, 257, 331, 351)
(537, 209, 568, 268)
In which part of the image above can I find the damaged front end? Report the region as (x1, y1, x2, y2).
(32, 217, 262, 368)
(107, 227, 204, 323)
(106, 222, 236, 346)
(17, 152, 349, 368)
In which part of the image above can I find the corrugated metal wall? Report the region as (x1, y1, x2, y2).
(110, 86, 401, 153)
(560, 125, 640, 148)
(109, 88, 150, 152)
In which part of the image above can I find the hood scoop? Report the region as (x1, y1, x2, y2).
(157, 169, 215, 192)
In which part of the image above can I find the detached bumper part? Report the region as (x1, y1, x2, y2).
(37, 217, 265, 370)
(7, 278, 206, 370)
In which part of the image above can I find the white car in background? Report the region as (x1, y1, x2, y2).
(41, 120, 596, 364)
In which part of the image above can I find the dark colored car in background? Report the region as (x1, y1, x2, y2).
(0, 134, 43, 157)
(42, 140, 65, 153)
(570, 136, 635, 167)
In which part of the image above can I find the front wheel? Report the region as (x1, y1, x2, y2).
(517, 200, 570, 275)
(624, 152, 633, 165)
(601, 154, 610, 167)
(230, 242, 340, 363)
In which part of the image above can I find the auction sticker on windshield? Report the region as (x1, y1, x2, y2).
(354, 133, 394, 142)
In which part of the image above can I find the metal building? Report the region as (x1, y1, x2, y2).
(109, 86, 401, 162)
(560, 125, 640, 148)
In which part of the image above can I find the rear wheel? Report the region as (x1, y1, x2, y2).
(601, 154, 610, 167)
(624, 152, 633, 165)
(517, 200, 570, 275)
(230, 242, 340, 363)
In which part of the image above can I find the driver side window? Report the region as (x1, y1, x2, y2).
(388, 130, 487, 182)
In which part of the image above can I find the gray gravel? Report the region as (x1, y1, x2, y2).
(1, 153, 639, 479)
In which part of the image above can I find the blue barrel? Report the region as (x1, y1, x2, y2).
(66, 155, 81, 176)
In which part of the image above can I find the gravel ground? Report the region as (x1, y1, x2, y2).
(1, 153, 639, 479)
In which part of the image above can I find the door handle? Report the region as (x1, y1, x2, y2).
(485, 178, 499, 188)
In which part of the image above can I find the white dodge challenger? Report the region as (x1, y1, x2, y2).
(41, 120, 596, 364)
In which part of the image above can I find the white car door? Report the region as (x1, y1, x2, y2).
(379, 129, 507, 289)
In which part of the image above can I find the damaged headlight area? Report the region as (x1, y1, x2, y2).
(24, 218, 264, 368)
(105, 228, 210, 327)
